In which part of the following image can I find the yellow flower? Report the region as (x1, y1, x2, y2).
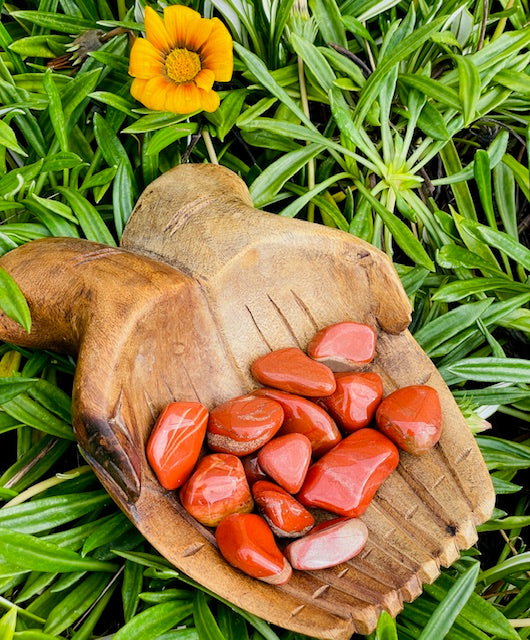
(128, 5, 233, 114)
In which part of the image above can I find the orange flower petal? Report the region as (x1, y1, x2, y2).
(144, 6, 172, 53)
(128, 37, 164, 79)
(198, 88, 221, 113)
(163, 5, 207, 49)
(194, 68, 215, 91)
(166, 82, 201, 115)
(199, 18, 233, 82)
(132, 75, 173, 111)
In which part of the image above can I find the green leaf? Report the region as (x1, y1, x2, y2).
(0, 120, 27, 156)
(290, 34, 336, 94)
(399, 74, 461, 111)
(354, 181, 435, 271)
(0, 377, 37, 404)
(471, 224, 530, 271)
(89, 91, 136, 118)
(249, 142, 324, 207)
(1, 393, 74, 440)
(374, 610, 398, 640)
(206, 89, 247, 142)
(444, 358, 530, 383)
(56, 187, 116, 245)
(145, 123, 198, 156)
(0, 608, 16, 640)
(414, 299, 493, 355)
(43, 70, 68, 152)
(417, 563, 480, 640)
(0, 267, 31, 332)
(456, 56, 481, 126)
(113, 601, 194, 640)
(10, 11, 96, 34)
(280, 172, 352, 219)
(432, 278, 529, 302)
(479, 551, 530, 585)
(193, 591, 225, 640)
(309, 0, 347, 48)
(0, 527, 116, 573)
(494, 68, 530, 96)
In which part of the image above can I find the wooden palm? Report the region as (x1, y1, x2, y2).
(0, 164, 494, 639)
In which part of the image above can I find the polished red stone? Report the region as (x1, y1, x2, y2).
(284, 517, 368, 570)
(307, 322, 377, 370)
(252, 480, 314, 538)
(242, 451, 269, 485)
(179, 453, 253, 527)
(253, 388, 341, 457)
(376, 384, 443, 455)
(257, 433, 312, 494)
(251, 347, 336, 397)
(147, 402, 208, 490)
(297, 428, 399, 517)
(320, 372, 383, 433)
(216, 513, 292, 585)
(207, 393, 284, 456)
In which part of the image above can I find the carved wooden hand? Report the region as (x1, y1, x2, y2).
(0, 164, 494, 639)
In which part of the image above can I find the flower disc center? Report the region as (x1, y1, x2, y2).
(165, 48, 201, 84)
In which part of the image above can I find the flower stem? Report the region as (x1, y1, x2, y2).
(297, 55, 315, 223)
(202, 128, 218, 165)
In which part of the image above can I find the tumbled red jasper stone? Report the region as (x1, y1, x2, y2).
(207, 393, 284, 456)
(147, 402, 208, 490)
(179, 453, 253, 527)
(252, 480, 314, 538)
(307, 321, 377, 371)
(257, 433, 312, 494)
(253, 388, 341, 457)
(376, 384, 443, 455)
(251, 347, 336, 397)
(242, 451, 269, 486)
(297, 428, 399, 517)
(321, 372, 384, 433)
(216, 513, 292, 585)
(284, 517, 368, 570)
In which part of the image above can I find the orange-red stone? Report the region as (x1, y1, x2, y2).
(252, 480, 314, 538)
(216, 513, 292, 585)
(376, 384, 443, 455)
(251, 347, 336, 396)
(242, 451, 269, 486)
(297, 428, 399, 517)
(207, 393, 283, 456)
(320, 372, 383, 433)
(179, 453, 253, 527)
(253, 388, 341, 457)
(257, 433, 312, 494)
(284, 517, 368, 570)
(146, 401, 208, 490)
(307, 321, 376, 370)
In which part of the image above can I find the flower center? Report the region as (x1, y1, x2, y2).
(165, 48, 201, 84)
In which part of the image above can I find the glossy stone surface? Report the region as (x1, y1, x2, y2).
(207, 393, 284, 456)
(257, 433, 312, 494)
(251, 347, 336, 397)
(297, 428, 399, 517)
(284, 517, 368, 570)
(307, 321, 377, 370)
(321, 372, 383, 433)
(216, 513, 292, 585)
(252, 480, 314, 538)
(253, 388, 341, 457)
(147, 401, 208, 490)
(376, 384, 443, 455)
(179, 453, 253, 527)
(242, 451, 269, 485)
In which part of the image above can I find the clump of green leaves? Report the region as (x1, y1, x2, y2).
(0, 0, 529, 638)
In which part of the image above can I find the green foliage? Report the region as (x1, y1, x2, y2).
(0, 0, 529, 639)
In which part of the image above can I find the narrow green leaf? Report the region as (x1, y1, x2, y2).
(479, 551, 530, 585)
(309, 0, 347, 48)
(249, 142, 324, 207)
(445, 358, 530, 383)
(0, 267, 31, 333)
(0, 120, 27, 156)
(89, 91, 136, 117)
(432, 278, 529, 302)
(193, 591, 225, 640)
(0, 608, 16, 640)
(43, 70, 68, 152)
(1, 393, 74, 440)
(374, 610, 398, 640)
(280, 172, 351, 219)
(471, 224, 530, 271)
(417, 563, 480, 640)
(456, 56, 481, 126)
(0, 377, 36, 404)
(112, 161, 135, 238)
(493, 162, 518, 239)
(56, 187, 116, 245)
(473, 150, 495, 228)
(10, 11, 96, 34)
(145, 123, 198, 156)
(113, 601, 193, 640)
(290, 34, 336, 94)
(0, 527, 116, 573)
(414, 299, 492, 354)
(354, 181, 435, 271)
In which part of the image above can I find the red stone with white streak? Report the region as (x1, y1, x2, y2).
(258, 433, 312, 493)
(252, 480, 314, 537)
(308, 321, 376, 370)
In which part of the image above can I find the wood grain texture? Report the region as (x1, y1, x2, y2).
(0, 164, 494, 639)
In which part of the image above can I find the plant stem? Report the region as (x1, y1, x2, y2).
(202, 128, 218, 165)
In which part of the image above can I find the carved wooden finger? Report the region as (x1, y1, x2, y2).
(0, 164, 494, 640)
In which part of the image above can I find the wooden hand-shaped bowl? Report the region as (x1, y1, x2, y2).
(0, 164, 494, 639)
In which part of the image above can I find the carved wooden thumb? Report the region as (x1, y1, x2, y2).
(0, 164, 494, 640)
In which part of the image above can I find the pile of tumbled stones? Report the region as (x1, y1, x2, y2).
(146, 322, 443, 585)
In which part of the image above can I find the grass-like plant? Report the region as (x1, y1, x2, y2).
(0, 0, 529, 638)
